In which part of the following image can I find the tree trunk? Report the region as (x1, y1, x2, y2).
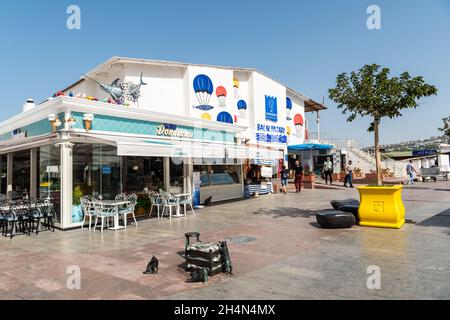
(373, 118, 382, 186)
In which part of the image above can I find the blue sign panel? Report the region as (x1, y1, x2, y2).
(265, 95, 278, 123)
(412, 150, 437, 157)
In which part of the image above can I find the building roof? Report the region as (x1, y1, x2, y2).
(77, 56, 327, 113)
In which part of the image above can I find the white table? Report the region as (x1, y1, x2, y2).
(169, 193, 190, 218)
(100, 200, 129, 231)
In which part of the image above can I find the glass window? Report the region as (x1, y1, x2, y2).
(12, 150, 30, 196)
(170, 158, 184, 190)
(39, 145, 61, 223)
(124, 156, 164, 192)
(193, 165, 241, 187)
(73, 144, 121, 200)
(0, 155, 6, 195)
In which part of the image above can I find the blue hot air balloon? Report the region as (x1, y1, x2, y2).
(286, 97, 293, 120)
(237, 100, 247, 110)
(217, 111, 233, 124)
(286, 97, 293, 110)
(193, 74, 214, 110)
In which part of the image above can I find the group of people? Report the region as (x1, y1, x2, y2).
(279, 157, 355, 194)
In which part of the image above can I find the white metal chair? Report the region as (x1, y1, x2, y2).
(92, 198, 116, 233)
(119, 194, 138, 227)
(179, 193, 195, 216)
(160, 192, 180, 219)
(115, 193, 127, 201)
(149, 192, 163, 218)
(81, 197, 96, 230)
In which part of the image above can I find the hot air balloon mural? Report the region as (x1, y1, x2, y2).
(217, 111, 234, 124)
(237, 100, 247, 118)
(233, 77, 240, 98)
(216, 86, 227, 108)
(286, 125, 292, 136)
(201, 113, 212, 121)
(193, 74, 214, 111)
(294, 114, 304, 137)
(286, 97, 293, 120)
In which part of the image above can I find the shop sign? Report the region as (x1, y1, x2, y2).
(156, 124, 193, 139)
(256, 123, 287, 144)
(412, 150, 437, 157)
(265, 95, 278, 123)
(11, 129, 26, 140)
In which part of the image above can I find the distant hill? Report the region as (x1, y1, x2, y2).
(363, 135, 449, 153)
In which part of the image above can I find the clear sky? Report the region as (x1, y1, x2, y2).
(0, 0, 449, 147)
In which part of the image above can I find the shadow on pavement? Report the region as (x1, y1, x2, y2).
(253, 207, 326, 219)
(416, 208, 450, 229)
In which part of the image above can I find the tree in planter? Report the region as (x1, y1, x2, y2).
(329, 64, 438, 185)
(439, 116, 450, 143)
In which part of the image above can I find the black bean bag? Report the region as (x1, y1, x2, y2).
(330, 199, 359, 210)
(316, 210, 356, 229)
(338, 204, 360, 222)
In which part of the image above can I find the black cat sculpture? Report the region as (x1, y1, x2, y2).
(143, 256, 159, 274)
(204, 196, 213, 207)
(219, 241, 233, 275)
(190, 268, 209, 284)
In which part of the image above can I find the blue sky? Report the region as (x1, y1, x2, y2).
(0, 0, 449, 146)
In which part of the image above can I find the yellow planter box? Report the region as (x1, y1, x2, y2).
(356, 185, 405, 229)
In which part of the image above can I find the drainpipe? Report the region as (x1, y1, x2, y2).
(316, 111, 320, 142)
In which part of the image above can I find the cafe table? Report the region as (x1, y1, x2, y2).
(100, 200, 129, 231)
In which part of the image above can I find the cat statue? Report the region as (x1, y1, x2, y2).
(143, 256, 159, 274)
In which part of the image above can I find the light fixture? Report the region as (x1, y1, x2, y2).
(132, 164, 139, 171)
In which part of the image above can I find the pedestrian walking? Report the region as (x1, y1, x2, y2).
(344, 160, 354, 188)
(323, 157, 333, 185)
(294, 160, 303, 193)
(406, 160, 418, 185)
(280, 165, 289, 194)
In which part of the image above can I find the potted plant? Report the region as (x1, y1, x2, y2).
(302, 164, 315, 189)
(135, 193, 151, 216)
(72, 185, 84, 223)
(329, 64, 437, 228)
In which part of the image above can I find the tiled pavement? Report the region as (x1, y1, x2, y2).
(1, 182, 449, 300)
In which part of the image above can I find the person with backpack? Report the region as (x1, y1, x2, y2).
(280, 165, 289, 194)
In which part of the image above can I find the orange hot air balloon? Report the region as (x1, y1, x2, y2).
(294, 114, 304, 126)
(216, 86, 227, 107)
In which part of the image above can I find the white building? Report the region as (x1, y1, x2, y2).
(0, 57, 325, 230)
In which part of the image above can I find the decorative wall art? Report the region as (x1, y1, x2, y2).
(286, 97, 293, 120)
(233, 77, 240, 98)
(217, 111, 234, 124)
(193, 74, 214, 111)
(83, 73, 147, 104)
(201, 113, 212, 121)
(216, 86, 227, 108)
(294, 113, 304, 137)
(237, 100, 247, 118)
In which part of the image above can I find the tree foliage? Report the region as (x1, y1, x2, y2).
(328, 64, 438, 131)
(439, 116, 450, 140)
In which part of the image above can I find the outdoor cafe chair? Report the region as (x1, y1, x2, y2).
(27, 199, 46, 235)
(149, 192, 163, 218)
(81, 197, 96, 230)
(178, 193, 195, 216)
(119, 194, 138, 227)
(40, 199, 56, 232)
(92, 198, 116, 233)
(160, 192, 180, 219)
(5, 201, 30, 239)
(115, 193, 127, 202)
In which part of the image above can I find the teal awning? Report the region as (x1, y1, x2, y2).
(288, 143, 334, 151)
